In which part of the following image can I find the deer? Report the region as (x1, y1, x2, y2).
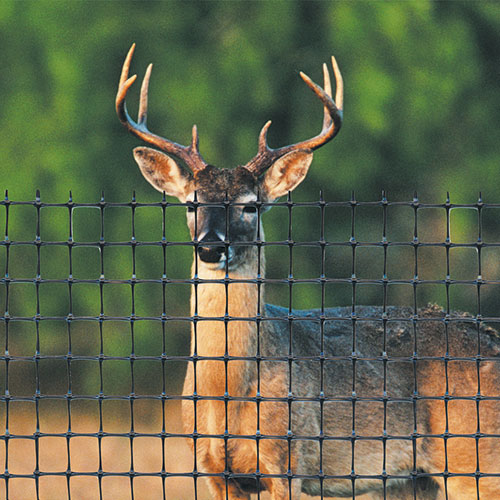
(116, 44, 500, 500)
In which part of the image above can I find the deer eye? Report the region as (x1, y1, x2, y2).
(187, 206, 195, 213)
(243, 206, 257, 215)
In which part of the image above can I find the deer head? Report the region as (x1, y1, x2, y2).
(116, 44, 343, 270)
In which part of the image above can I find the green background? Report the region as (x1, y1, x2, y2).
(1, 1, 500, 394)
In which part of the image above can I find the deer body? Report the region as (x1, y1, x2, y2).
(184, 290, 500, 499)
(117, 45, 500, 499)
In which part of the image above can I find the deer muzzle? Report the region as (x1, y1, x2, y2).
(197, 231, 228, 264)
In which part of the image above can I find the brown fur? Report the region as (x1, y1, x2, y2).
(131, 152, 500, 499)
(118, 47, 498, 497)
(180, 240, 500, 499)
(180, 248, 500, 499)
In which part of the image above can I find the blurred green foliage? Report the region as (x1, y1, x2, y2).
(1, 1, 500, 394)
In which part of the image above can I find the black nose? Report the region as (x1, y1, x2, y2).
(197, 233, 226, 263)
(198, 245, 226, 263)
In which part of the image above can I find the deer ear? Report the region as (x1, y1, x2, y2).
(262, 150, 313, 200)
(133, 147, 191, 201)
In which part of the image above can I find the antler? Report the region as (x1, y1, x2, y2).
(245, 56, 343, 176)
(116, 44, 207, 175)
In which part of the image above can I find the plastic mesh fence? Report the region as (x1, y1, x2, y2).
(0, 191, 499, 499)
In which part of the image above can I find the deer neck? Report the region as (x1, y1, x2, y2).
(190, 234, 265, 396)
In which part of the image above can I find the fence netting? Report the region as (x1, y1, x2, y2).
(0, 191, 499, 499)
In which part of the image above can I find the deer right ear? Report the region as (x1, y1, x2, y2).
(133, 147, 191, 201)
(262, 150, 313, 200)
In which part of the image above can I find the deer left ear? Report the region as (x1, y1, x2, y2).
(262, 150, 314, 200)
(133, 147, 191, 201)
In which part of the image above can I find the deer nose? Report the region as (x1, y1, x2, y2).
(198, 245, 226, 263)
(197, 233, 226, 263)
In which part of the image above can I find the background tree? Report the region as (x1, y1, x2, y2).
(1, 1, 499, 393)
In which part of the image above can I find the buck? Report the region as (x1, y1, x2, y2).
(116, 45, 500, 499)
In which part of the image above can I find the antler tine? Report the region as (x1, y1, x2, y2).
(257, 120, 272, 154)
(138, 63, 152, 125)
(322, 63, 332, 131)
(245, 56, 343, 176)
(297, 68, 342, 145)
(331, 55, 344, 112)
(118, 43, 136, 90)
(116, 44, 207, 174)
(191, 124, 200, 151)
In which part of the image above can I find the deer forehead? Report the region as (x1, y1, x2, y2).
(185, 165, 259, 202)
